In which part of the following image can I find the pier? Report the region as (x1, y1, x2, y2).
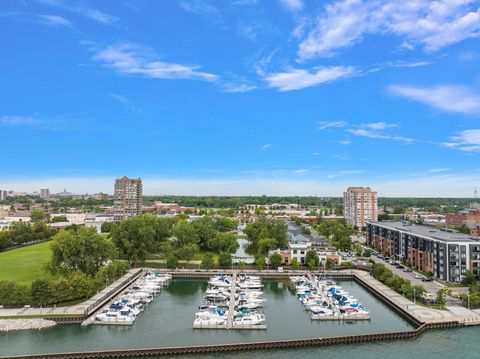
(226, 270, 237, 329)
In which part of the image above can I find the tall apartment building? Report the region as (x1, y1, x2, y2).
(113, 177, 142, 221)
(0, 190, 6, 201)
(366, 221, 480, 282)
(40, 188, 50, 199)
(343, 187, 378, 229)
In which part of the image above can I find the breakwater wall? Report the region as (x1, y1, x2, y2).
(2, 322, 462, 359)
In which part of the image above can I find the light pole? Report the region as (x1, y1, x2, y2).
(413, 287, 416, 304)
(468, 294, 471, 310)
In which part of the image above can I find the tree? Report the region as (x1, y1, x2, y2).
(255, 256, 265, 270)
(111, 215, 172, 265)
(325, 258, 334, 270)
(214, 217, 237, 232)
(191, 217, 216, 249)
(258, 237, 278, 256)
(238, 261, 246, 270)
(31, 279, 50, 306)
(166, 253, 179, 269)
(462, 270, 476, 286)
(177, 243, 199, 264)
(269, 252, 282, 268)
(362, 249, 372, 258)
(305, 250, 319, 268)
(50, 227, 116, 276)
(201, 253, 215, 269)
(51, 215, 68, 223)
(101, 221, 113, 233)
(208, 232, 239, 253)
(244, 219, 287, 254)
(355, 243, 363, 257)
(291, 257, 300, 270)
(30, 210, 47, 223)
(436, 288, 451, 305)
(173, 220, 198, 247)
(218, 252, 232, 267)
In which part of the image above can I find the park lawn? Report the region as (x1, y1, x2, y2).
(0, 241, 56, 284)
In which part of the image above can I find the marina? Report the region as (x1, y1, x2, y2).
(84, 272, 172, 326)
(193, 272, 267, 330)
(0, 277, 415, 357)
(291, 274, 370, 321)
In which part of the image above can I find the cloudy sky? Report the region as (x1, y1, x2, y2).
(1, 0, 480, 196)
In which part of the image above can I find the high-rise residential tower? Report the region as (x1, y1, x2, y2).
(40, 188, 50, 199)
(114, 177, 142, 221)
(343, 187, 378, 229)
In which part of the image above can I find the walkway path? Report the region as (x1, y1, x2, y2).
(353, 270, 480, 325)
(226, 271, 237, 329)
(0, 269, 142, 318)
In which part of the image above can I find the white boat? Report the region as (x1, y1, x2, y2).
(233, 313, 265, 326)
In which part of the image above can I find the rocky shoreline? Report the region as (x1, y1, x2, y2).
(0, 319, 57, 332)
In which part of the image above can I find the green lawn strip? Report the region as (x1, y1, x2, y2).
(0, 241, 56, 284)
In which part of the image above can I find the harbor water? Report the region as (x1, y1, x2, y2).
(0, 279, 473, 357)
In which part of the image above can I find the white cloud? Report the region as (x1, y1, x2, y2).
(179, 0, 222, 22)
(348, 128, 415, 143)
(317, 121, 348, 130)
(390, 84, 480, 114)
(363, 122, 397, 130)
(223, 83, 257, 93)
(428, 168, 451, 173)
(109, 93, 141, 112)
(298, 0, 480, 59)
(37, 14, 72, 27)
(0, 115, 44, 127)
(93, 43, 218, 82)
(444, 129, 480, 152)
(280, 0, 304, 12)
(37, 0, 118, 25)
(260, 143, 273, 151)
(264, 66, 355, 91)
(0, 114, 86, 130)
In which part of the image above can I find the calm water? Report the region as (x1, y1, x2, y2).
(0, 279, 474, 358)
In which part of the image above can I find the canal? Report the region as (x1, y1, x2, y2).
(1, 278, 413, 356)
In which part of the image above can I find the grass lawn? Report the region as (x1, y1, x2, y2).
(0, 241, 55, 284)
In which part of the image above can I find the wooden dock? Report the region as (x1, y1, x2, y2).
(226, 271, 237, 329)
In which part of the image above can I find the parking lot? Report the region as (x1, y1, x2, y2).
(369, 255, 444, 294)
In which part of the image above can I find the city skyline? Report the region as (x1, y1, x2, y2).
(1, 1, 480, 196)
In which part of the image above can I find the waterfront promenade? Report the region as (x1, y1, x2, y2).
(0, 269, 143, 318)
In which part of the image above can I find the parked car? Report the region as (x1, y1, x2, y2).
(403, 268, 413, 272)
(421, 277, 433, 282)
(414, 274, 423, 279)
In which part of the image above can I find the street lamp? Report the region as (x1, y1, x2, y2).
(413, 287, 416, 304)
(468, 294, 471, 310)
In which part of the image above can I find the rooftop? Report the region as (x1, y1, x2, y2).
(370, 221, 480, 243)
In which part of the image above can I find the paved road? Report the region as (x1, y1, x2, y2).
(369, 256, 444, 293)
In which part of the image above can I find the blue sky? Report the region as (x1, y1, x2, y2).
(1, 0, 480, 196)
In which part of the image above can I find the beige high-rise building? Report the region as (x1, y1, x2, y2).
(114, 177, 142, 221)
(343, 187, 378, 229)
(40, 188, 50, 199)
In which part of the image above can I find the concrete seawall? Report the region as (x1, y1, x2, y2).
(2, 322, 461, 359)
